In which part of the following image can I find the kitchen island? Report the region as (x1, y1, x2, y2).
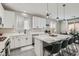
(34, 34, 72, 56)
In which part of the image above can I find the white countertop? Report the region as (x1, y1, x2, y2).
(0, 32, 27, 52)
(2, 32, 26, 37)
(34, 34, 72, 43)
(30, 31, 45, 35)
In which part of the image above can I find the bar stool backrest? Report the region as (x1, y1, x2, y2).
(68, 37, 74, 45)
(61, 38, 69, 49)
(51, 41, 63, 54)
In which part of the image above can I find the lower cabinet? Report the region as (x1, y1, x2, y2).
(20, 36, 28, 47)
(10, 35, 32, 50)
(10, 37, 15, 49)
(14, 36, 21, 48)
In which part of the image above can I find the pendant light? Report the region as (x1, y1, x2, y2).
(46, 3, 49, 27)
(46, 3, 49, 19)
(56, 3, 59, 20)
(63, 4, 66, 20)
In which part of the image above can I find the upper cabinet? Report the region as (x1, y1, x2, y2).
(0, 4, 4, 26)
(0, 4, 4, 18)
(32, 16, 46, 28)
(2, 10, 16, 28)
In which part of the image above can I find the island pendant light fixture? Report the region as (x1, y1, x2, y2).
(56, 3, 59, 20)
(46, 3, 49, 19)
(63, 4, 66, 20)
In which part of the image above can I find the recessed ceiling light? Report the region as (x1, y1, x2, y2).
(23, 11, 27, 13)
(22, 13, 26, 16)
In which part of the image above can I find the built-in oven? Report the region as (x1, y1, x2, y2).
(5, 39, 10, 56)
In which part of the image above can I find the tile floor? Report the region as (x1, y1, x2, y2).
(10, 45, 36, 56)
(10, 44, 79, 56)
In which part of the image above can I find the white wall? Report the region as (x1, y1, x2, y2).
(56, 21, 61, 33)
(60, 20, 68, 33)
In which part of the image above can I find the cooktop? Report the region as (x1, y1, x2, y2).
(0, 37, 7, 41)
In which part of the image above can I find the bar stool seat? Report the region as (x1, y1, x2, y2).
(67, 36, 78, 56)
(44, 40, 63, 56)
(60, 38, 69, 56)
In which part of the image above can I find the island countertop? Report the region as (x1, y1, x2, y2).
(34, 34, 72, 43)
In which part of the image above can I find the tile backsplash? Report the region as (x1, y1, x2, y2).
(0, 28, 15, 33)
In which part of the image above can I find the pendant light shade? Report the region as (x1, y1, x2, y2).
(46, 3, 49, 18)
(56, 4, 59, 20)
(63, 4, 66, 20)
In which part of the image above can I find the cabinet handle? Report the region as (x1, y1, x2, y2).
(2, 24, 4, 27)
(26, 38, 28, 40)
(18, 39, 20, 41)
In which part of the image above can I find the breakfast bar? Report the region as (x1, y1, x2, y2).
(34, 34, 72, 56)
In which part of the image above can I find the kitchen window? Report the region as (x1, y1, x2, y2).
(68, 21, 79, 33)
(49, 21, 57, 33)
(24, 20, 30, 30)
(16, 14, 24, 32)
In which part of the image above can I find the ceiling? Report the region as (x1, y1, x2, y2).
(2, 3, 79, 20)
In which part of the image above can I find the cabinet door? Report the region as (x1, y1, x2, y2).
(10, 37, 15, 49)
(0, 4, 4, 18)
(20, 36, 28, 46)
(21, 34, 32, 47)
(3, 10, 15, 28)
(14, 36, 21, 48)
(32, 16, 46, 28)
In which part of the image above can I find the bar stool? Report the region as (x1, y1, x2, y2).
(60, 37, 69, 56)
(67, 36, 78, 56)
(74, 33, 79, 44)
(43, 40, 63, 56)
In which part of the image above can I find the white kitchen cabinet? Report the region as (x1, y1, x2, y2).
(14, 36, 21, 48)
(0, 4, 4, 27)
(32, 16, 46, 28)
(10, 37, 15, 49)
(10, 36, 21, 49)
(3, 10, 15, 28)
(0, 4, 4, 18)
(10, 34, 32, 49)
(20, 36, 28, 46)
(20, 34, 32, 47)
